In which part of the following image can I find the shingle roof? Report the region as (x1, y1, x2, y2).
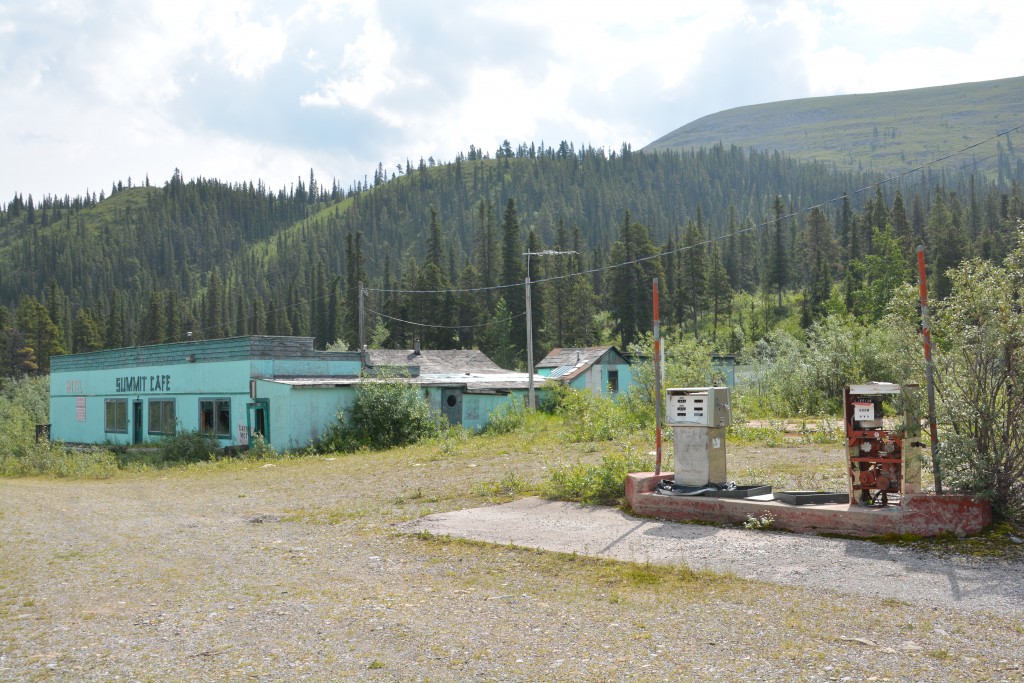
(536, 346, 613, 369)
(366, 349, 509, 375)
(535, 346, 627, 382)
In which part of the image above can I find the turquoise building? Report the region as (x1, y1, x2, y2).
(49, 336, 542, 451)
(535, 346, 634, 396)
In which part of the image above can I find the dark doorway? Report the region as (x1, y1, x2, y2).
(441, 389, 463, 425)
(132, 401, 143, 444)
(608, 370, 619, 394)
(246, 399, 270, 446)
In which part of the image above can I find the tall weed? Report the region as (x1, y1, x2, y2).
(484, 399, 527, 435)
(543, 448, 654, 505)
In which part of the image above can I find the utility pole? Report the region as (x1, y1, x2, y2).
(358, 281, 365, 352)
(523, 250, 576, 409)
(917, 246, 942, 494)
(653, 278, 663, 476)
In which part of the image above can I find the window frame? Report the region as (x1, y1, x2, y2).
(199, 398, 231, 438)
(104, 399, 128, 433)
(148, 399, 176, 436)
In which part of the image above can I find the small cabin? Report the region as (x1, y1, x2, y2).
(535, 346, 633, 397)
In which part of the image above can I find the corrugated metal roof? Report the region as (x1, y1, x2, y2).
(546, 365, 577, 379)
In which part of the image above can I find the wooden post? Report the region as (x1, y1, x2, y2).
(917, 246, 943, 494)
(653, 278, 663, 476)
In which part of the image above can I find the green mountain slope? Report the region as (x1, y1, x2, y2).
(2, 136, 1024, 371)
(643, 76, 1024, 177)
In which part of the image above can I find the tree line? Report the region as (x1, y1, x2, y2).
(1, 142, 1022, 377)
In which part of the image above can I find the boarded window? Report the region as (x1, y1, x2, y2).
(148, 399, 176, 435)
(105, 399, 127, 433)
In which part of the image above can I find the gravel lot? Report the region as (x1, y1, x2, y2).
(1, 441, 1022, 682)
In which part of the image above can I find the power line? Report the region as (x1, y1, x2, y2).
(365, 307, 525, 330)
(367, 122, 1023, 295)
(180, 121, 1023, 339)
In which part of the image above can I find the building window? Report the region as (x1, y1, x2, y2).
(105, 399, 127, 433)
(608, 370, 619, 394)
(199, 399, 231, 438)
(148, 399, 176, 436)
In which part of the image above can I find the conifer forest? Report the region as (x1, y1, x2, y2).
(1, 138, 1023, 377)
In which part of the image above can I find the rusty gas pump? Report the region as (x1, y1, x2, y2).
(845, 383, 923, 506)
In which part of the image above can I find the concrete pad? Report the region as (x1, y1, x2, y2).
(403, 497, 1024, 616)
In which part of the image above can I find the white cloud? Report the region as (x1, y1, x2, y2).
(299, 11, 398, 109)
(3, 0, 1024, 202)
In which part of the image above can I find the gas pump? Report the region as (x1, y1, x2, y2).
(844, 383, 923, 506)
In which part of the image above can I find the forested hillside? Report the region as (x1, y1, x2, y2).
(1, 139, 1023, 376)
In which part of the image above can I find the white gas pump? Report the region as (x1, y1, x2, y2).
(665, 387, 731, 486)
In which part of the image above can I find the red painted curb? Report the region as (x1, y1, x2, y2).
(626, 473, 991, 538)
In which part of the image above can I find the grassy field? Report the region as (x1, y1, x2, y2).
(644, 75, 1024, 177)
(1, 417, 1022, 681)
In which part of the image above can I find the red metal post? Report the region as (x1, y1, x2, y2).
(653, 278, 663, 476)
(917, 246, 943, 494)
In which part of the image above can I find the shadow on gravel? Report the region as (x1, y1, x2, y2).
(839, 538, 1024, 608)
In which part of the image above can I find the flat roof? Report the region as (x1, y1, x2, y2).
(264, 372, 550, 393)
(51, 336, 361, 373)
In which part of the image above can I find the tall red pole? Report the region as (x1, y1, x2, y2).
(917, 246, 943, 494)
(653, 278, 663, 476)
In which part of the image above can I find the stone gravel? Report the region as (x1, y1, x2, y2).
(2, 457, 1022, 683)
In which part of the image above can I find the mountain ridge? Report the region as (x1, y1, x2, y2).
(643, 75, 1024, 177)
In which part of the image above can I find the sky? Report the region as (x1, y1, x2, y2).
(2, 0, 1023, 203)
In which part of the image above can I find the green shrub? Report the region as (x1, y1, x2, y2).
(0, 375, 49, 424)
(317, 376, 443, 453)
(738, 303, 921, 417)
(484, 399, 527, 434)
(933, 253, 1024, 523)
(553, 387, 622, 442)
(543, 449, 654, 505)
(16, 441, 118, 479)
(150, 429, 220, 465)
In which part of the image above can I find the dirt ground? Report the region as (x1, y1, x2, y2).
(1, 441, 1022, 682)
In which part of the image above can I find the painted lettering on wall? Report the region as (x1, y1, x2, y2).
(65, 379, 83, 394)
(115, 375, 172, 393)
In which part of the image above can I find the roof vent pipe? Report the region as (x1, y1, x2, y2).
(414, 339, 421, 355)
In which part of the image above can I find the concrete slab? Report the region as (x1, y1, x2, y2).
(403, 497, 1024, 616)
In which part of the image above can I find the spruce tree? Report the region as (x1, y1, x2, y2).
(500, 198, 525, 360)
(140, 290, 165, 345)
(768, 195, 789, 308)
(677, 219, 707, 338)
(609, 211, 663, 348)
(706, 243, 733, 342)
(16, 296, 65, 373)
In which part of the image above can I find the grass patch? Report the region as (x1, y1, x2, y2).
(542, 448, 654, 506)
(475, 470, 533, 500)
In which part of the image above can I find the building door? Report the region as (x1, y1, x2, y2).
(441, 389, 463, 425)
(246, 400, 270, 446)
(132, 401, 143, 444)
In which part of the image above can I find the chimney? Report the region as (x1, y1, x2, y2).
(414, 339, 421, 355)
